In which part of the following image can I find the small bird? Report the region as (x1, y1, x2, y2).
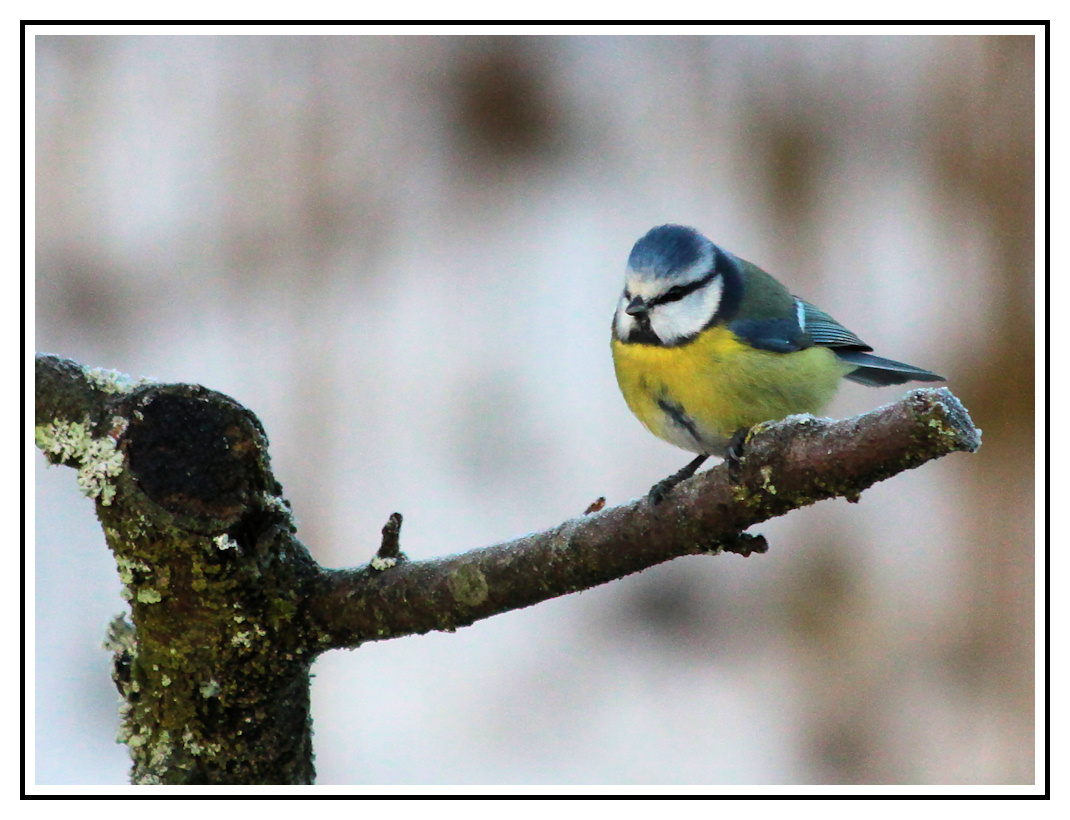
(611, 224, 944, 503)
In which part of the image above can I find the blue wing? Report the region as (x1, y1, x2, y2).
(798, 300, 944, 386)
(727, 298, 864, 354)
(726, 316, 809, 353)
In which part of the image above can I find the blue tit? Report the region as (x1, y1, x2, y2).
(611, 224, 944, 501)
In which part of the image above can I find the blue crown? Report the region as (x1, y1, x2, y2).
(628, 225, 708, 279)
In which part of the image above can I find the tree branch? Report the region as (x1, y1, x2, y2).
(34, 352, 980, 783)
(309, 389, 980, 648)
(36, 353, 320, 784)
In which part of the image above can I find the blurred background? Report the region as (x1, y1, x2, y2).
(33, 33, 1036, 785)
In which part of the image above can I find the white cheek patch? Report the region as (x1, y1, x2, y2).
(650, 275, 724, 345)
(613, 298, 635, 337)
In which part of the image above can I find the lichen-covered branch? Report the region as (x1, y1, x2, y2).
(34, 352, 980, 784)
(36, 353, 321, 784)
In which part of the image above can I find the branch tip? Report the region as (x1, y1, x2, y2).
(921, 387, 982, 453)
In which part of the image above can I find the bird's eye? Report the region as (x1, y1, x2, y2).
(654, 274, 715, 307)
(659, 285, 689, 304)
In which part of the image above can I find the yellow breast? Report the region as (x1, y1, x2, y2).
(611, 326, 848, 455)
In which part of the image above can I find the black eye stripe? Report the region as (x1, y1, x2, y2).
(651, 270, 718, 307)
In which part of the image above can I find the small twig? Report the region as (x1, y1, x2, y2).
(371, 512, 406, 570)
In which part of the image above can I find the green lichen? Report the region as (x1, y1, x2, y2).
(35, 417, 92, 462)
(370, 555, 397, 570)
(447, 564, 489, 608)
(79, 435, 124, 504)
(35, 415, 126, 505)
(231, 631, 254, 648)
(103, 613, 137, 655)
(182, 729, 203, 755)
(199, 680, 221, 699)
(268, 598, 298, 629)
(759, 465, 776, 494)
(213, 534, 238, 551)
(114, 554, 151, 587)
(137, 588, 163, 604)
(83, 365, 153, 394)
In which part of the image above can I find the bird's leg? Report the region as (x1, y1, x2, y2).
(725, 426, 751, 483)
(648, 454, 709, 505)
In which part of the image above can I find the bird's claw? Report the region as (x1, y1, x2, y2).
(725, 426, 753, 483)
(646, 454, 710, 505)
